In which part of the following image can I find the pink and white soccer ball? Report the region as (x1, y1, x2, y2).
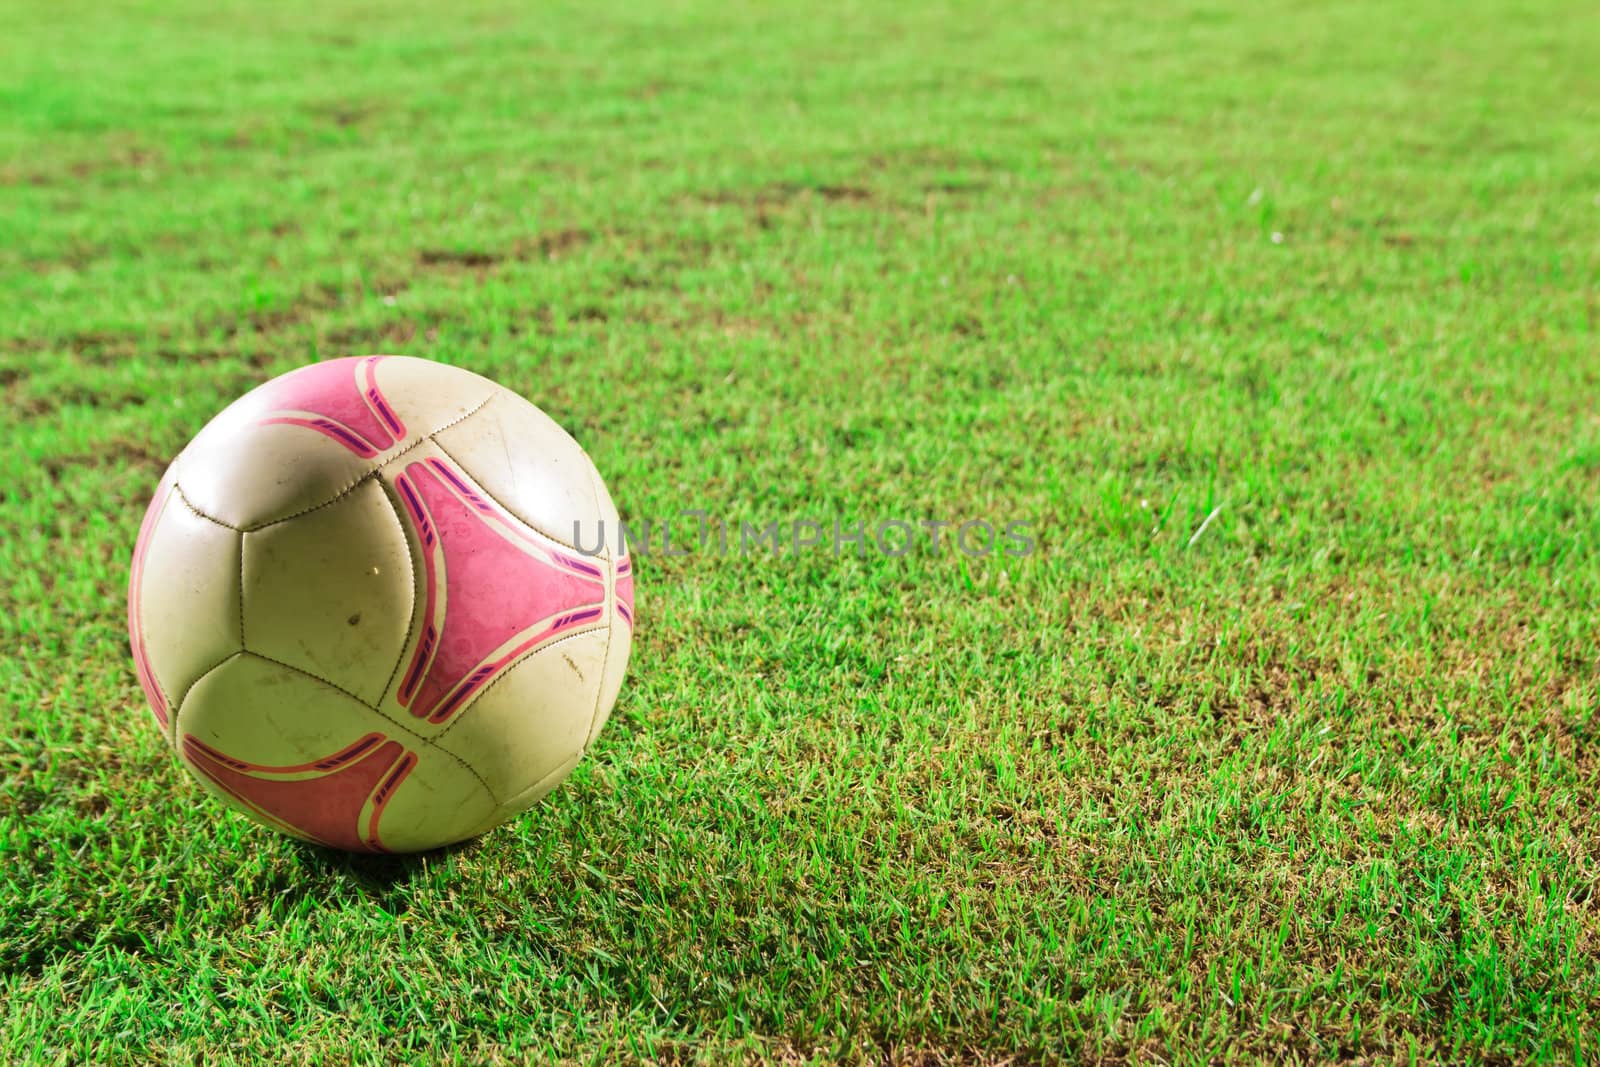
(127, 356, 634, 852)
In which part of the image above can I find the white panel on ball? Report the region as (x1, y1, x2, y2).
(241, 478, 415, 706)
(137, 492, 243, 711)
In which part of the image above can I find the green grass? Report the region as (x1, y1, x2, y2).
(3, 0, 1600, 1061)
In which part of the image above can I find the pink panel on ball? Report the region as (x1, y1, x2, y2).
(256, 355, 406, 457)
(615, 555, 634, 628)
(181, 732, 416, 852)
(128, 472, 174, 728)
(393, 457, 606, 724)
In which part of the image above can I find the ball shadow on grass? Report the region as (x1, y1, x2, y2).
(287, 834, 486, 895)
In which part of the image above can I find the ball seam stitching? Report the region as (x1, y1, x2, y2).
(428, 416, 595, 555)
(155, 488, 250, 726)
(169, 649, 247, 741)
(233, 391, 496, 533)
(427, 623, 612, 744)
(233, 649, 500, 805)
(172, 482, 242, 532)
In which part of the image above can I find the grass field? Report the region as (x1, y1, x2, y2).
(4, 0, 1600, 1062)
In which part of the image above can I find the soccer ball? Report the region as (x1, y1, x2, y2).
(127, 355, 634, 853)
